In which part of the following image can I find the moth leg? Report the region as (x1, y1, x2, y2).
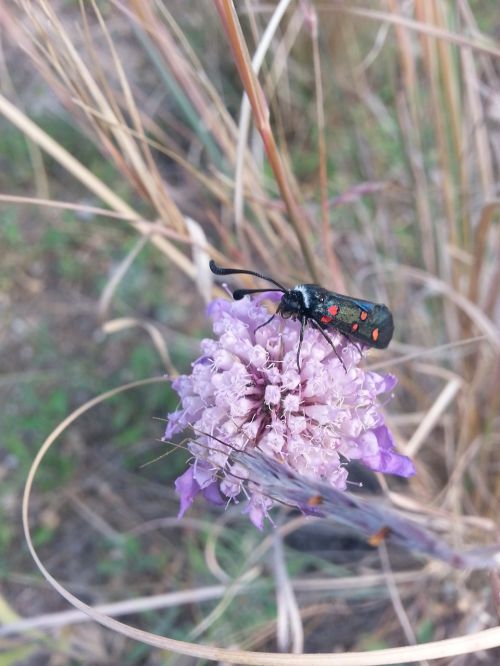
(310, 318, 347, 373)
(296, 316, 306, 373)
(343, 333, 364, 360)
(254, 312, 276, 335)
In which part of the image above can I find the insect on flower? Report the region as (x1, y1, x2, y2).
(209, 260, 394, 372)
(166, 286, 413, 529)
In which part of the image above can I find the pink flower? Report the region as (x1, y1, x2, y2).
(166, 294, 414, 528)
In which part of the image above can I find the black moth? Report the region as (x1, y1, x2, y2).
(209, 260, 394, 372)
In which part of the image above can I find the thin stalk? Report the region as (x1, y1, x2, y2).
(214, 0, 319, 282)
(308, 5, 345, 291)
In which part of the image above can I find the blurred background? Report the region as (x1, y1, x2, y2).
(0, 1, 499, 663)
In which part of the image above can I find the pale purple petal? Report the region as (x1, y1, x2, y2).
(202, 482, 226, 506)
(175, 466, 227, 517)
(365, 371, 398, 394)
(164, 409, 186, 439)
(359, 426, 416, 477)
(246, 503, 265, 530)
(243, 493, 273, 530)
(174, 466, 200, 518)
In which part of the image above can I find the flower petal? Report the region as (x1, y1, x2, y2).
(202, 482, 226, 506)
(359, 426, 416, 477)
(174, 466, 201, 518)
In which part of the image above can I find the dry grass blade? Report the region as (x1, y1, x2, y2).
(0, 569, 422, 637)
(0, 585, 250, 637)
(214, 0, 319, 281)
(101, 318, 176, 375)
(21, 379, 500, 663)
(0, 194, 137, 219)
(334, 5, 500, 58)
(128, 0, 238, 159)
(185, 216, 212, 304)
(86, 0, 179, 228)
(468, 200, 500, 308)
(0, 92, 196, 278)
(377, 542, 422, 654)
(98, 235, 150, 320)
(233, 0, 292, 234)
(0, 94, 136, 217)
(307, 2, 345, 291)
(382, 264, 499, 348)
(187, 568, 261, 641)
(405, 377, 463, 457)
(273, 532, 303, 653)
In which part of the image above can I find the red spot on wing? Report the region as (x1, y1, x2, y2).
(372, 328, 379, 341)
(360, 311, 368, 321)
(351, 323, 359, 332)
(320, 315, 332, 324)
(328, 304, 339, 316)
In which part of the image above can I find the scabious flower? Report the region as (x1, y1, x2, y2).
(166, 294, 415, 529)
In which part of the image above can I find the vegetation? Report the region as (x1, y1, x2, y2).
(0, 1, 498, 663)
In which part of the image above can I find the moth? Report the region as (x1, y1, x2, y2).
(209, 260, 394, 371)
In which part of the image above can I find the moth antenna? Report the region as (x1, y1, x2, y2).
(209, 260, 287, 291)
(233, 288, 284, 300)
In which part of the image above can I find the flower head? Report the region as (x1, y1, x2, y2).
(166, 294, 414, 528)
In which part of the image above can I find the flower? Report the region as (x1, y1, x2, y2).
(166, 294, 414, 528)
